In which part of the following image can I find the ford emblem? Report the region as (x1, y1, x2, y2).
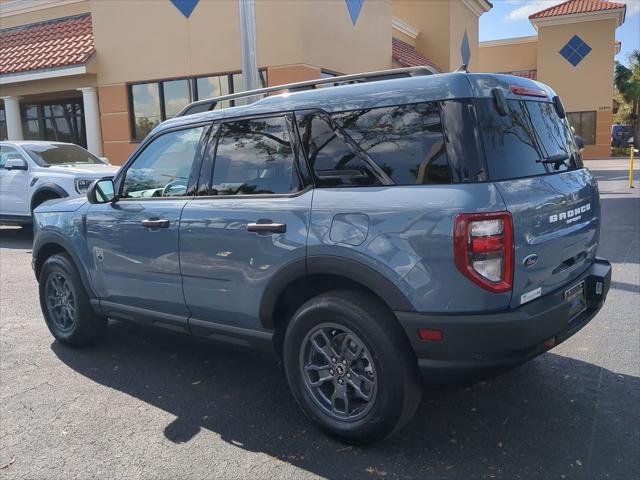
(523, 254, 539, 268)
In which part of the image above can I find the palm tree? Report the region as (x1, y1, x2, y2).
(614, 50, 640, 148)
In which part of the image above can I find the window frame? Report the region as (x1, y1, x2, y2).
(567, 110, 596, 145)
(128, 71, 268, 142)
(115, 122, 214, 201)
(195, 112, 311, 199)
(20, 99, 86, 147)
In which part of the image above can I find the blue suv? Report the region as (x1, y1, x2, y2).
(32, 68, 611, 443)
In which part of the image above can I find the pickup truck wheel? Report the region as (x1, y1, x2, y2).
(283, 290, 422, 444)
(39, 253, 106, 347)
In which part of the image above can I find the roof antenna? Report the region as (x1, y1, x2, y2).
(455, 64, 468, 73)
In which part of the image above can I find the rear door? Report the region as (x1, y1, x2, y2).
(476, 98, 599, 308)
(180, 114, 312, 333)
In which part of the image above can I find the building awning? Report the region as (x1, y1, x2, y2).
(0, 13, 95, 83)
(392, 38, 441, 73)
(501, 69, 538, 80)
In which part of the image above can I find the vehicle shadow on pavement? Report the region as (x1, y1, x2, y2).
(0, 227, 32, 250)
(51, 320, 640, 480)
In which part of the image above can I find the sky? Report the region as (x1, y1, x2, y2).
(479, 0, 640, 66)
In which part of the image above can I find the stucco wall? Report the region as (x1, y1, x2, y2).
(536, 19, 617, 158)
(477, 39, 538, 73)
(392, 0, 451, 71)
(90, 0, 390, 87)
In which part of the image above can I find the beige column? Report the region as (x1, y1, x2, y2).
(0, 96, 24, 140)
(77, 87, 103, 156)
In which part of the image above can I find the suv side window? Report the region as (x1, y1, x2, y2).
(121, 126, 206, 198)
(333, 103, 451, 185)
(0, 145, 25, 168)
(296, 113, 380, 187)
(210, 116, 301, 195)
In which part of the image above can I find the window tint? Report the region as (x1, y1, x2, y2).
(22, 144, 105, 166)
(333, 103, 451, 185)
(476, 99, 578, 181)
(131, 83, 162, 141)
(122, 126, 205, 198)
(20, 101, 85, 147)
(567, 111, 596, 145)
(0, 107, 6, 141)
(296, 113, 378, 187)
(211, 117, 300, 195)
(163, 79, 191, 119)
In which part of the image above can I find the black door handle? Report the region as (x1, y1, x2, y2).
(142, 218, 170, 229)
(247, 222, 286, 234)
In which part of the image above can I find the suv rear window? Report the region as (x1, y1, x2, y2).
(475, 99, 580, 181)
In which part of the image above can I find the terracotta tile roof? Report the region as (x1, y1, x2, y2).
(392, 37, 441, 72)
(529, 0, 626, 19)
(0, 14, 95, 76)
(502, 69, 538, 80)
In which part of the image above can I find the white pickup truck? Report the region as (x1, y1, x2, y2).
(0, 141, 119, 226)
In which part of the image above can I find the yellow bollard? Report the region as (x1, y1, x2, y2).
(630, 145, 635, 189)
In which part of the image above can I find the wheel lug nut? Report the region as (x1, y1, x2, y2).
(331, 357, 337, 363)
(347, 373, 351, 379)
(329, 369, 334, 375)
(342, 360, 347, 365)
(338, 379, 343, 385)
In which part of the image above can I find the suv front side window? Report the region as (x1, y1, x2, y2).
(121, 126, 206, 198)
(209, 116, 301, 195)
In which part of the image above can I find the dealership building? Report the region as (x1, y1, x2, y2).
(0, 0, 627, 163)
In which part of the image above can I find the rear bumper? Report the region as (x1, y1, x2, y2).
(395, 258, 611, 381)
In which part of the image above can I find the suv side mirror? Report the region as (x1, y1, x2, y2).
(88, 178, 117, 204)
(5, 157, 28, 171)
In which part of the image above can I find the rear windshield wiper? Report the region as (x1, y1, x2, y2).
(536, 153, 569, 168)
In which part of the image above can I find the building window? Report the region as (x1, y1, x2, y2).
(0, 105, 7, 140)
(21, 100, 85, 147)
(567, 111, 596, 145)
(129, 71, 268, 141)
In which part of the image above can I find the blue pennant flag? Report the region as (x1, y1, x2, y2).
(170, 0, 199, 18)
(345, 0, 365, 25)
(460, 29, 471, 66)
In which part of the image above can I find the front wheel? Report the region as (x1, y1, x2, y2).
(283, 290, 422, 444)
(39, 253, 106, 347)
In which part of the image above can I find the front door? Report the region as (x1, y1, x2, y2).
(85, 125, 210, 332)
(0, 145, 30, 217)
(180, 115, 312, 333)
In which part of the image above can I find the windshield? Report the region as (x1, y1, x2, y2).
(475, 99, 581, 181)
(22, 144, 106, 167)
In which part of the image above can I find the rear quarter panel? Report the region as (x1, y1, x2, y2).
(309, 184, 510, 313)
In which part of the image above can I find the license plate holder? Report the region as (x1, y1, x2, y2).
(564, 281, 586, 322)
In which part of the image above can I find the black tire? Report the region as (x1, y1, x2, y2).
(283, 290, 422, 444)
(39, 253, 106, 347)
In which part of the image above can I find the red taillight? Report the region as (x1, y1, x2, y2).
(454, 212, 514, 293)
(510, 85, 547, 98)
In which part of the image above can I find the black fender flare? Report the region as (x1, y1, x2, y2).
(31, 183, 69, 210)
(259, 255, 415, 330)
(33, 230, 97, 299)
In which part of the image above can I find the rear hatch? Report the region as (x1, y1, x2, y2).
(475, 97, 600, 308)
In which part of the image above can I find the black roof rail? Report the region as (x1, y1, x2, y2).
(176, 66, 437, 117)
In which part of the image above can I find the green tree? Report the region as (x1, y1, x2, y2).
(614, 50, 640, 147)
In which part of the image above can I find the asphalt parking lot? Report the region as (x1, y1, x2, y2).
(1, 159, 638, 480)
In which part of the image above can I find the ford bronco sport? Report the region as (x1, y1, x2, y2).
(32, 68, 611, 443)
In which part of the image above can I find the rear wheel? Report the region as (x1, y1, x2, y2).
(283, 290, 421, 444)
(39, 253, 106, 347)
